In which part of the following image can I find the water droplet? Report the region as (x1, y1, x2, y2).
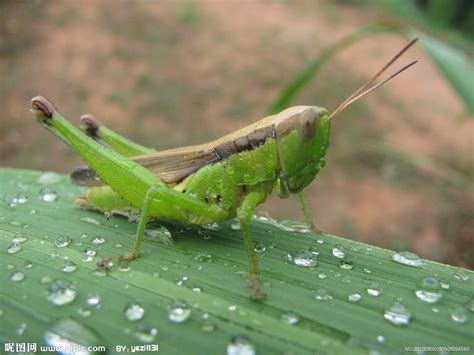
(124, 303, 145, 321)
(55, 236, 72, 248)
(315, 288, 333, 301)
(145, 226, 173, 245)
(80, 217, 101, 225)
(439, 279, 450, 289)
(227, 335, 255, 355)
(279, 220, 311, 233)
(201, 319, 217, 333)
(465, 296, 474, 312)
(348, 293, 362, 303)
(450, 307, 468, 323)
(384, 301, 412, 326)
(318, 271, 328, 279)
(308, 247, 320, 256)
(316, 237, 324, 244)
(24, 260, 33, 268)
(87, 294, 101, 307)
(134, 325, 158, 343)
(10, 271, 25, 282)
(83, 247, 96, 262)
(453, 267, 470, 281)
(281, 312, 299, 325)
(39, 187, 58, 202)
(49, 250, 61, 258)
(191, 286, 202, 293)
(392, 251, 424, 268)
(91, 236, 106, 245)
(254, 242, 266, 253)
(168, 300, 191, 323)
(78, 307, 93, 317)
(92, 268, 107, 277)
(47, 279, 77, 305)
(287, 250, 317, 268)
(202, 222, 221, 231)
(377, 335, 385, 343)
(367, 282, 382, 297)
(339, 258, 353, 270)
(364, 267, 372, 274)
(41, 275, 53, 284)
(16, 323, 27, 336)
(194, 252, 212, 263)
(7, 242, 22, 254)
(231, 222, 241, 230)
(16, 194, 28, 205)
(62, 260, 77, 273)
(37, 172, 63, 185)
(12, 233, 28, 244)
(331, 245, 346, 259)
(118, 260, 130, 272)
(115, 243, 123, 248)
(228, 304, 237, 311)
(415, 277, 442, 303)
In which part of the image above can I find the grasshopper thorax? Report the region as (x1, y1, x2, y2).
(274, 106, 331, 197)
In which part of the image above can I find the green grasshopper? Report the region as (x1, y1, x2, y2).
(31, 39, 417, 299)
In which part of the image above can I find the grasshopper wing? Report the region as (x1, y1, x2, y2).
(71, 143, 219, 186)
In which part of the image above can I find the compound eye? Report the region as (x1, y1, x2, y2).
(296, 108, 318, 140)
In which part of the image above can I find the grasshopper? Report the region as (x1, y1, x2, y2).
(31, 39, 417, 299)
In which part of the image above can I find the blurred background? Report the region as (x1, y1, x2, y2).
(1, 0, 472, 268)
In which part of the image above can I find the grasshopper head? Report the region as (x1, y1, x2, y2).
(275, 106, 331, 197)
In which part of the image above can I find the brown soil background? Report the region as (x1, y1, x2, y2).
(1, 1, 472, 267)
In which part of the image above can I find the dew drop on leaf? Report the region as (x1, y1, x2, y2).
(348, 293, 362, 303)
(227, 335, 255, 355)
(315, 288, 333, 301)
(47, 279, 77, 306)
(318, 271, 328, 279)
(168, 300, 191, 323)
(384, 301, 412, 326)
(87, 294, 101, 307)
(91, 236, 106, 245)
(281, 312, 299, 325)
(7, 242, 22, 254)
(39, 187, 58, 202)
(339, 258, 353, 270)
(450, 307, 469, 323)
(367, 282, 382, 297)
(331, 245, 346, 259)
(453, 267, 470, 281)
(415, 277, 442, 303)
(12, 233, 28, 244)
(55, 236, 72, 248)
(62, 260, 77, 273)
(78, 306, 93, 317)
(124, 303, 145, 321)
(10, 271, 25, 282)
(134, 325, 158, 343)
(392, 251, 425, 268)
(287, 250, 317, 268)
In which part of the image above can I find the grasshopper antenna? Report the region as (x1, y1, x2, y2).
(330, 38, 418, 120)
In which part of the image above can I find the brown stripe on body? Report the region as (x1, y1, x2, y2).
(214, 124, 275, 160)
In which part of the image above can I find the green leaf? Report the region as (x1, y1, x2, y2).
(412, 30, 474, 114)
(1, 168, 472, 354)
